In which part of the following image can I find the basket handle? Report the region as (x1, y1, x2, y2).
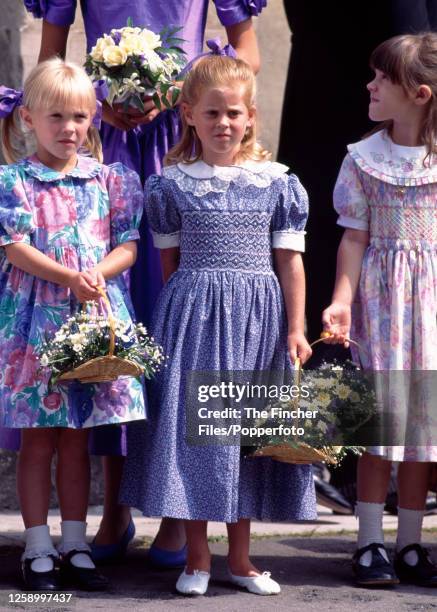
(81, 286, 115, 357)
(293, 336, 363, 384)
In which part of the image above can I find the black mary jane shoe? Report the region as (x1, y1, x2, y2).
(59, 550, 109, 591)
(394, 544, 437, 587)
(22, 556, 59, 591)
(352, 543, 399, 586)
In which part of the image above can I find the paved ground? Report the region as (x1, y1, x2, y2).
(2, 508, 437, 611)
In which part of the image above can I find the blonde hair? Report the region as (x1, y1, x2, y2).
(1, 58, 102, 163)
(165, 55, 270, 166)
(368, 33, 437, 161)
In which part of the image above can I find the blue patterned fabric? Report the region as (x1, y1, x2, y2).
(120, 161, 316, 522)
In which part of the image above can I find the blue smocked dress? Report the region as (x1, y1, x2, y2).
(120, 160, 316, 522)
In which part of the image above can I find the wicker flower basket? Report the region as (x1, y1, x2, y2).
(58, 287, 142, 384)
(252, 337, 363, 465)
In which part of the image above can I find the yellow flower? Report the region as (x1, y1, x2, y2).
(90, 35, 115, 62)
(317, 392, 331, 408)
(336, 384, 350, 400)
(120, 34, 147, 56)
(103, 45, 128, 67)
(140, 28, 161, 50)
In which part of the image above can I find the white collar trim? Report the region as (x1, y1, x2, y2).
(175, 159, 288, 179)
(348, 130, 437, 186)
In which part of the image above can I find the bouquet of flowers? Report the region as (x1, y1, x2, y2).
(248, 359, 377, 465)
(39, 305, 165, 385)
(85, 19, 187, 112)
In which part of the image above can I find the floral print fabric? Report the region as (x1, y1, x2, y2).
(334, 136, 437, 461)
(0, 155, 146, 428)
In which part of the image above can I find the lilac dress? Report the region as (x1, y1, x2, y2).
(0, 155, 145, 429)
(18, 0, 266, 455)
(334, 130, 437, 461)
(120, 160, 316, 522)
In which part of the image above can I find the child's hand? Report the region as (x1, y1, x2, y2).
(321, 302, 351, 347)
(68, 271, 102, 303)
(84, 268, 106, 290)
(288, 331, 312, 365)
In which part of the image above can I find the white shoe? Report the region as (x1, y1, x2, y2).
(176, 568, 210, 595)
(228, 570, 281, 595)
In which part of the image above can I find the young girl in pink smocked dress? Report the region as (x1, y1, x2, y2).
(323, 33, 437, 588)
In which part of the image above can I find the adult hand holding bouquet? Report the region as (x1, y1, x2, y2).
(85, 20, 187, 128)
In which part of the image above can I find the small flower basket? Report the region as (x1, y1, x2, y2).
(85, 19, 187, 112)
(250, 339, 376, 465)
(39, 287, 165, 384)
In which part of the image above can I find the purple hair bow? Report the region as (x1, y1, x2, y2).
(92, 80, 109, 129)
(178, 38, 237, 79)
(206, 38, 237, 59)
(0, 86, 23, 118)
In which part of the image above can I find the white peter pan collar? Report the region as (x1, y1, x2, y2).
(348, 129, 437, 186)
(162, 159, 289, 196)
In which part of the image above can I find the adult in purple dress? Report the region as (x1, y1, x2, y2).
(18, 0, 265, 558)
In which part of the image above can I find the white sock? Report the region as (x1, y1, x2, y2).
(58, 521, 95, 569)
(356, 501, 388, 566)
(396, 507, 425, 566)
(23, 524, 57, 573)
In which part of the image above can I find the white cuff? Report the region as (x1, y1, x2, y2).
(272, 231, 306, 252)
(337, 215, 369, 231)
(151, 231, 180, 249)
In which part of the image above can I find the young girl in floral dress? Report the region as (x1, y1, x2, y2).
(323, 33, 437, 587)
(0, 58, 145, 590)
(121, 55, 317, 596)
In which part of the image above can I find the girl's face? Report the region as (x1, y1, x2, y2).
(367, 69, 417, 123)
(183, 83, 255, 166)
(20, 104, 92, 171)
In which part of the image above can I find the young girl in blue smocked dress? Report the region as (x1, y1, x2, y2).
(121, 55, 317, 596)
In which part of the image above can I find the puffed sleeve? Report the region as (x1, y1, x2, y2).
(106, 163, 143, 249)
(24, 0, 77, 27)
(271, 173, 308, 252)
(0, 166, 35, 247)
(144, 175, 181, 249)
(334, 154, 369, 231)
(213, 0, 266, 26)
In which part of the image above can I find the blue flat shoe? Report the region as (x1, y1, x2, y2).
(90, 518, 135, 564)
(147, 543, 187, 569)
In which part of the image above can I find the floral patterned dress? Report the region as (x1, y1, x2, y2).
(334, 130, 437, 461)
(0, 155, 146, 429)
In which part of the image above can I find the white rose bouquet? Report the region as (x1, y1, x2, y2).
(85, 19, 187, 112)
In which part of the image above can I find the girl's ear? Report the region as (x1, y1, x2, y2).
(247, 106, 256, 128)
(19, 107, 33, 130)
(414, 84, 432, 106)
(182, 102, 195, 126)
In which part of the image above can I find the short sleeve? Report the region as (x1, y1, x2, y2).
(0, 166, 35, 247)
(145, 175, 181, 249)
(334, 154, 369, 231)
(213, 0, 266, 26)
(106, 163, 143, 249)
(24, 0, 77, 26)
(271, 174, 308, 252)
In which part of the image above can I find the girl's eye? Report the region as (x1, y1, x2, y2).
(75, 114, 88, 120)
(228, 111, 240, 118)
(51, 113, 62, 118)
(206, 110, 217, 117)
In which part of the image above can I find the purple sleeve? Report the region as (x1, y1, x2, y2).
(213, 0, 266, 26)
(24, 0, 77, 26)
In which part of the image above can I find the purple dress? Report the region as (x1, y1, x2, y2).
(3, 0, 266, 453)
